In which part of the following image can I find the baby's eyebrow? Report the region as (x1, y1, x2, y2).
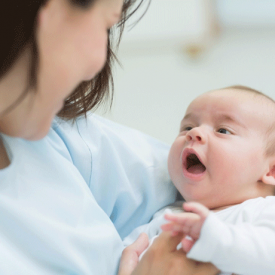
(179, 113, 197, 130)
(216, 114, 247, 129)
(180, 113, 247, 129)
(181, 113, 195, 122)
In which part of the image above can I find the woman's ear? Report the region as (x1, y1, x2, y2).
(261, 161, 275, 186)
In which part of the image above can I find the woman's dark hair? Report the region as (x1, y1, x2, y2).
(0, 0, 148, 120)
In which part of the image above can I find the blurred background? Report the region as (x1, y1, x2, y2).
(96, 0, 275, 144)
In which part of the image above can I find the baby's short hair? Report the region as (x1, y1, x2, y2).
(221, 85, 275, 157)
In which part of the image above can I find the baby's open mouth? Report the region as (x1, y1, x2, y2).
(185, 153, 206, 174)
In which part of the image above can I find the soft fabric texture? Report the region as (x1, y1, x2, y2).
(0, 114, 177, 274)
(124, 197, 275, 275)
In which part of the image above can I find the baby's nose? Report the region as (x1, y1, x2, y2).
(186, 134, 202, 142)
(186, 128, 206, 143)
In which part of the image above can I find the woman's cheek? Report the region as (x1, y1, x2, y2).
(94, 50, 107, 76)
(84, 35, 108, 80)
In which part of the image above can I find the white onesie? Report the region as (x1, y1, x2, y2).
(123, 196, 275, 275)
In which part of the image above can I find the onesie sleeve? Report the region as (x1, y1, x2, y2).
(53, 114, 177, 239)
(187, 198, 275, 275)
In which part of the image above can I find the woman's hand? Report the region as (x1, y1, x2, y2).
(119, 231, 219, 275)
(118, 233, 149, 275)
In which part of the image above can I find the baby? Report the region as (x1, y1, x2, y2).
(123, 86, 275, 275)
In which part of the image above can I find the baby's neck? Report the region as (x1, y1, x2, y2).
(211, 203, 240, 212)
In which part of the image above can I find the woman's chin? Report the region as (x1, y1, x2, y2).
(20, 120, 52, 141)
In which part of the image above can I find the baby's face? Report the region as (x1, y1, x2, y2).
(168, 89, 272, 209)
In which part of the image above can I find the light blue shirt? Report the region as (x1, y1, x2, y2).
(0, 114, 177, 274)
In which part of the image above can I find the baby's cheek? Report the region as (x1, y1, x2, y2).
(211, 153, 236, 184)
(168, 143, 182, 177)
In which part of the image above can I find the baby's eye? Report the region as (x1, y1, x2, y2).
(217, 128, 231, 135)
(185, 126, 193, 131)
(181, 126, 193, 132)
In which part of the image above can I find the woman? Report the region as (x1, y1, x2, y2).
(0, 0, 218, 274)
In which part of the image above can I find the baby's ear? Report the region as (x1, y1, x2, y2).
(261, 161, 275, 186)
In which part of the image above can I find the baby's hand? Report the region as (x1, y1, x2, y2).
(161, 202, 210, 253)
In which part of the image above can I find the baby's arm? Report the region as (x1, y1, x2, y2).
(163, 198, 275, 275)
(161, 202, 209, 252)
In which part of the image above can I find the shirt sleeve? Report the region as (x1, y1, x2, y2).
(187, 200, 275, 275)
(53, 114, 177, 239)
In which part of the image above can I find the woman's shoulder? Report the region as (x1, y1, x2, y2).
(52, 113, 171, 169)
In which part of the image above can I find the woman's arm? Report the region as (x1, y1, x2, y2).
(119, 232, 219, 275)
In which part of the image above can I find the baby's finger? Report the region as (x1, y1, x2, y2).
(181, 237, 195, 253)
(161, 223, 175, 231)
(162, 223, 191, 235)
(164, 213, 180, 222)
(169, 224, 184, 232)
(161, 223, 184, 232)
(183, 202, 209, 218)
(164, 212, 198, 224)
(171, 230, 179, 236)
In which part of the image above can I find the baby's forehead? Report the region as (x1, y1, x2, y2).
(208, 88, 274, 105)
(185, 89, 275, 130)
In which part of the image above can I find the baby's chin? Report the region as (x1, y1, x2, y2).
(176, 186, 207, 205)
(179, 192, 222, 210)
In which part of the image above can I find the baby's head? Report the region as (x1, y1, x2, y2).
(168, 86, 275, 210)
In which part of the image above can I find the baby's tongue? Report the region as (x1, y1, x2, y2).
(188, 163, 205, 174)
